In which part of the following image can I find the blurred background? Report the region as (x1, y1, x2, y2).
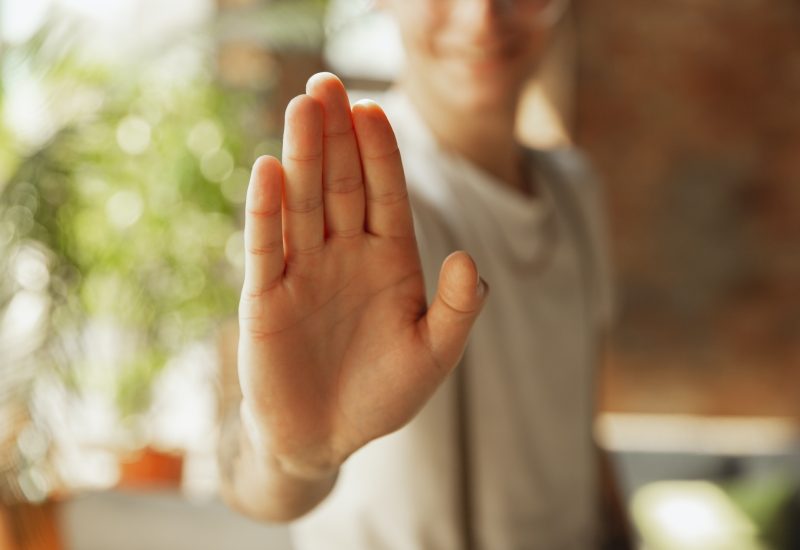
(0, 0, 798, 548)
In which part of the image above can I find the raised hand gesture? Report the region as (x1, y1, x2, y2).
(236, 73, 487, 492)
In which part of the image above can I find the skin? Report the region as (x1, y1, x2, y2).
(385, 0, 560, 192)
(221, 79, 488, 521)
(219, 3, 631, 544)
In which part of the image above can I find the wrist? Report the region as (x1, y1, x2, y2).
(239, 400, 341, 483)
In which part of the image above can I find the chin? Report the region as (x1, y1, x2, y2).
(438, 55, 535, 110)
(446, 73, 526, 112)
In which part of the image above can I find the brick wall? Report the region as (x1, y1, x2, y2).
(574, 0, 800, 418)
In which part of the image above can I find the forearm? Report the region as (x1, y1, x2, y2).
(217, 403, 338, 523)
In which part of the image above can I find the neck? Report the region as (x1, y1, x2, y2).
(400, 78, 530, 194)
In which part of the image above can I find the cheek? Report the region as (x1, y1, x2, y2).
(389, 3, 443, 62)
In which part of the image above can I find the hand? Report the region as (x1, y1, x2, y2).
(237, 73, 487, 480)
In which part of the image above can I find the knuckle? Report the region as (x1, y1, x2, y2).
(328, 227, 362, 239)
(238, 294, 263, 320)
(368, 187, 408, 206)
(290, 241, 325, 256)
(286, 196, 323, 214)
(239, 282, 280, 309)
(247, 240, 282, 256)
(244, 326, 273, 343)
(440, 292, 478, 315)
(240, 322, 274, 343)
(286, 151, 322, 164)
(324, 126, 352, 139)
(247, 203, 281, 218)
(247, 206, 281, 218)
(363, 145, 399, 162)
(324, 175, 362, 194)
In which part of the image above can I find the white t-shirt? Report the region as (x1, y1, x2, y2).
(291, 91, 615, 550)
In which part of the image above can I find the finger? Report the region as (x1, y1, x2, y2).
(418, 252, 488, 372)
(282, 94, 325, 259)
(243, 156, 285, 296)
(306, 72, 365, 239)
(351, 100, 414, 238)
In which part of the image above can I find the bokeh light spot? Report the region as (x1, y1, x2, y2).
(225, 230, 244, 270)
(116, 116, 152, 155)
(13, 245, 50, 291)
(106, 190, 144, 229)
(200, 149, 234, 183)
(187, 119, 223, 158)
(221, 167, 250, 204)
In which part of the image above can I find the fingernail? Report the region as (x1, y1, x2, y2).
(476, 277, 487, 299)
(353, 98, 378, 108)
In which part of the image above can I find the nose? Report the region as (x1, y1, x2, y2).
(491, 0, 516, 12)
(454, 0, 514, 28)
(480, 0, 516, 15)
(453, 0, 567, 27)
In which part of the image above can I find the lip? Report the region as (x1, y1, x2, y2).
(438, 37, 524, 63)
(438, 40, 524, 70)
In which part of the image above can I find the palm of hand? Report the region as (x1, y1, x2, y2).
(238, 73, 486, 478)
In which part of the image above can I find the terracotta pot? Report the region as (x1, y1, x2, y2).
(0, 500, 63, 550)
(117, 447, 184, 490)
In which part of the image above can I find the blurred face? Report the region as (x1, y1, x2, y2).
(384, 0, 566, 112)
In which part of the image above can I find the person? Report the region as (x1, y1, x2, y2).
(218, 0, 631, 548)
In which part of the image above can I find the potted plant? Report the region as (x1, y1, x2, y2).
(0, 22, 260, 493)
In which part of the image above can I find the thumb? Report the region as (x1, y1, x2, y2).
(419, 251, 488, 372)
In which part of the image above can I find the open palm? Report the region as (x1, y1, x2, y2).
(238, 73, 486, 479)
